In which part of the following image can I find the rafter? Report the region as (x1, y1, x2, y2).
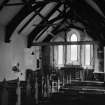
(34, 17, 64, 40)
(0, 0, 9, 10)
(3, 0, 72, 7)
(5, 5, 33, 42)
(32, 41, 95, 46)
(5, 0, 47, 42)
(5, 0, 105, 47)
(18, 4, 46, 34)
(42, 18, 66, 42)
(35, 26, 50, 41)
(4, 2, 24, 6)
(3, 0, 53, 6)
(33, 5, 70, 41)
(27, 2, 62, 47)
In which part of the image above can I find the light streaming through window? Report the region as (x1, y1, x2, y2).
(85, 45, 91, 66)
(70, 34, 78, 61)
(58, 45, 63, 65)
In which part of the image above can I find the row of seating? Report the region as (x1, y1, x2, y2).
(0, 77, 39, 105)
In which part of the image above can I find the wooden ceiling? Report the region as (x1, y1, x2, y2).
(1, 0, 105, 47)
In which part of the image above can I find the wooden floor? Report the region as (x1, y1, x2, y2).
(38, 93, 105, 105)
(38, 80, 105, 105)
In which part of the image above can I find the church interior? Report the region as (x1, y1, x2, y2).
(0, 0, 105, 105)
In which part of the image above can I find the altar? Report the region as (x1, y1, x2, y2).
(59, 65, 84, 84)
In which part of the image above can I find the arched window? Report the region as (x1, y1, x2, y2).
(71, 34, 78, 41)
(70, 34, 78, 61)
(66, 31, 79, 64)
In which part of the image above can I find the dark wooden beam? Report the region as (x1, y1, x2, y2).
(5, 1, 47, 42)
(41, 18, 65, 42)
(18, 4, 46, 34)
(32, 41, 95, 46)
(5, 3, 24, 6)
(43, 34, 53, 42)
(35, 26, 50, 41)
(3, 0, 72, 7)
(92, 0, 105, 17)
(69, 1, 105, 45)
(4, 0, 52, 6)
(51, 10, 72, 34)
(34, 7, 67, 40)
(5, 5, 33, 42)
(0, 0, 9, 10)
(45, 7, 71, 37)
(27, 2, 62, 47)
